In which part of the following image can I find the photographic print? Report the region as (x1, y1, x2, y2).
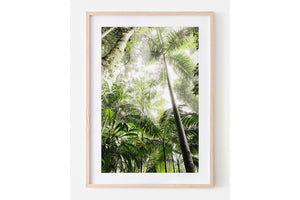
(101, 26, 200, 173)
(87, 12, 213, 187)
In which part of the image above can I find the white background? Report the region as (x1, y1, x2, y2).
(71, 1, 229, 199)
(0, 0, 299, 200)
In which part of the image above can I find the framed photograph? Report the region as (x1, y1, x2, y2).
(86, 11, 214, 188)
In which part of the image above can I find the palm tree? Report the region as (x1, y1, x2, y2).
(102, 27, 116, 39)
(144, 27, 197, 172)
(101, 108, 146, 172)
(182, 111, 200, 171)
(102, 27, 135, 69)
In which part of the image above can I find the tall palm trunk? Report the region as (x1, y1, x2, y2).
(162, 54, 195, 173)
(102, 28, 135, 69)
(163, 139, 167, 173)
(101, 27, 116, 39)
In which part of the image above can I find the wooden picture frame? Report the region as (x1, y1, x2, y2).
(86, 11, 214, 188)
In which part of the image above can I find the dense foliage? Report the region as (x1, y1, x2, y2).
(101, 27, 199, 173)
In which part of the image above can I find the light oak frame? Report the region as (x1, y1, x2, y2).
(86, 11, 214, 188)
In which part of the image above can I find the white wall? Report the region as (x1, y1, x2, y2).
(70, 0, 229, 199)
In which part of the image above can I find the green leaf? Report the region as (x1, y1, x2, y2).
(126, 143, 143, 157)
(114, 122, 125, 132)
(128, 128, 144, 133)
(166, 52, 194, 79)
(165, 28, 195, 53)
(106, 108, 112, 125)
(127, 122, 135, 127)
(112, 109, 119, 128)
(128, 138, 147, 150)
(120, 133, 138, 138)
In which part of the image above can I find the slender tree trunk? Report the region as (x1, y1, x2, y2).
(106, 131, 111, 172)
(171, 153, 176, 172)
(140, 111, 144, 173)
(145, 158, 149, 172)
(162, 54, 195, 173)
(102, 28, 135, 69)
(163, 139, 168, 173)
(177, 160, 181, 173)
(159, 163, 162, 172)
(101, 27, 116, 38)
(140, 132, 144, 173)
(115, 157, 119, 173)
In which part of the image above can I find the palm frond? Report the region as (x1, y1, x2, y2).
(182, 112, 199, 128)
(165, 28, 196, 53)
(166, 52, 194, 79)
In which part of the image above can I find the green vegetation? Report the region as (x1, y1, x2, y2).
(101, 27, 199, 173)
